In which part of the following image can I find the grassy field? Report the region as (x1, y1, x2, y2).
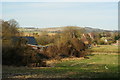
(2, 54, 119, 79)
(90, 45, 119, 53)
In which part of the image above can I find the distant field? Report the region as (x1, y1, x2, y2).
(2, 54, 119, 78)
(90, 45, 119, 53)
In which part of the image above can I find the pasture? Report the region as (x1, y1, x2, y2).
(2, 45, 119, 79)
(2, 54, 119, 78)
(90, 45, 119, 53)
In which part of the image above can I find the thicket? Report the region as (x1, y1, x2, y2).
(41, 27, 89, 59)
(2, 19, 49, 66)
(1, 20, 91, 67)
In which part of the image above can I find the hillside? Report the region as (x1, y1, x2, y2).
(19, 26, 115, 34)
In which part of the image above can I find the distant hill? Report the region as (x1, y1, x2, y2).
(19, 26, 116, 33)
(84, 27, 112, 33)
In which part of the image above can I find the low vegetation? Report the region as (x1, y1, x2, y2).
(1, 20, 88, 66)
(2, 54, 119, 78)
(1, 19, 119, 79)
(90, 45, 119, 53)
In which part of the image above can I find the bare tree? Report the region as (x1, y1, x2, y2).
(2, 19, 19, 40)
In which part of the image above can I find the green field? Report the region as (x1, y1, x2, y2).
(2, 45, 119, 79)
(90, 45, 119, 53)
(2, 54, 119, 78)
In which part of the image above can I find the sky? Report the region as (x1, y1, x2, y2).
(1, 0, 119, 2)
(1, 2, 118, 30)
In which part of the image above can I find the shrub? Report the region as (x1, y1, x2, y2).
(45, 45, 59, 58)
(2, 38, 50, 66)
(44, 37, 87, 59)
(98, 39, 105, 45)
(36, 32, 59, 45)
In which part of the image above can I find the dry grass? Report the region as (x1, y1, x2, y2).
(46, 57, 85, 67)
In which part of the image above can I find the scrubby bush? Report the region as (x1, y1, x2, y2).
(2, 40, 49, 66)
(2, 20, 90, 66)
(36, 32, 60, 45)
(98, 39, 105, 45)
(2, 19, 49, 66)
(44, 38, 87, 59)
(3, 40, 33, 66)
(43, 27, 88, 59)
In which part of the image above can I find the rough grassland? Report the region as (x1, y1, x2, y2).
(2, 54, 119, 78)
(90, 45, 119, 53)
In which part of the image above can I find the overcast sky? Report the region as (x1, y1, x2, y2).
(1, 2, 118, 30)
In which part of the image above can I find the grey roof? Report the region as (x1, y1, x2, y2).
(12, 36, 38, 45)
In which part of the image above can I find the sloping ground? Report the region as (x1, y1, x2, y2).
(2, 54, 119, 79)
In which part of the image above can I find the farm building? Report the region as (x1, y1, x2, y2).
(12, 36, 47, 50)
(12, 36, 38, 45)
(100, 37, 113, 44)
(113, 39, 120, 45)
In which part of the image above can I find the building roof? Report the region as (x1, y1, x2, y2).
(12, 36, 38, 45)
